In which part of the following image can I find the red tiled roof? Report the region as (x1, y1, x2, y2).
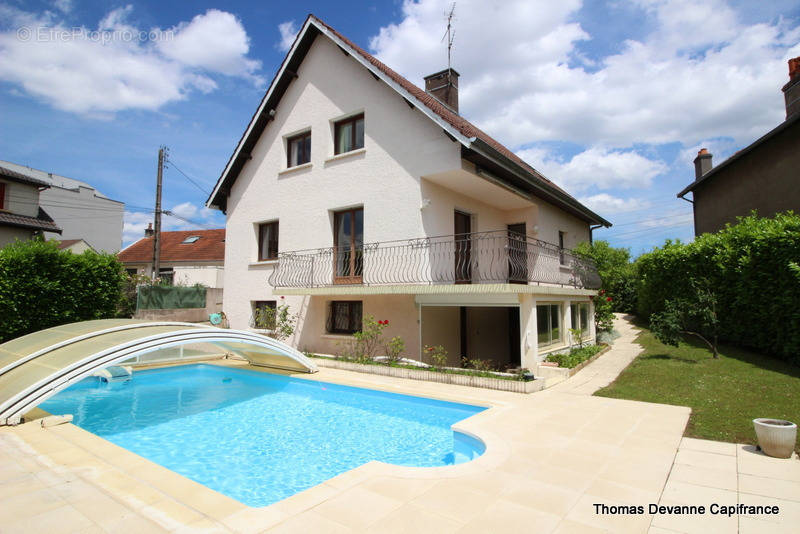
(118, 229, 225, 263)
(310, 16, 568, 195)
(0, 207, 61, 233)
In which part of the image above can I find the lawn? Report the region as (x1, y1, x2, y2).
(595, 324, 800, 450)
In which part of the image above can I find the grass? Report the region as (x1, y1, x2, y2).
(545, 344, 604, 369)
(595, 323, 800, 450)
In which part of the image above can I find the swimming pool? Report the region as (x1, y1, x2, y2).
(40, 364, 486, 507)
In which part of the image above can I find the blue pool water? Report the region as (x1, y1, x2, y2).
(40, 364, 486, 506)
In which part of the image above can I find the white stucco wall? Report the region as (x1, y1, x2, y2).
(223, 34, 462, 331)
(126, 263, 224, 288)
(41, 185, 124, 253)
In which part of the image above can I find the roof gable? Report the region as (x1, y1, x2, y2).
(206, 15, 610, 227)
(118, 229, 225, 264)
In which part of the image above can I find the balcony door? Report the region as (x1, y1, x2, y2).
(334, 208, 363, 284)
(454, 210, 471, 284)
(507, 223, 527, 284)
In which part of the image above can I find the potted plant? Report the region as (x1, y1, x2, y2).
(753, 418, 797, 459)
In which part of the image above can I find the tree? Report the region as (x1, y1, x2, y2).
(574, 240, 637, 314)
(649, 278, 720, 358)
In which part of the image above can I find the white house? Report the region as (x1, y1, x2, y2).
(0, 160, 124, 253)
(206, 16, 611, 371)
(0, 165, 62, 247)
(118, 227, 225, 288)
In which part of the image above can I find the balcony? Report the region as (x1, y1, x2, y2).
(268, 230, 601, 290)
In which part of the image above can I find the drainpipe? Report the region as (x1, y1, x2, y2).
(589, 225, 603, 244)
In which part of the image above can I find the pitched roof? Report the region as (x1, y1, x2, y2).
(0, 164, 52, 188)
(206, 15, 610, 228)
(118, 229, 225, 264)
(0, 160, 119, 202)
(0, 207, 61, 233)
(678, 113, 800, 197)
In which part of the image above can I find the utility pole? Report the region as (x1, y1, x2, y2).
(152, 146, 167, 280)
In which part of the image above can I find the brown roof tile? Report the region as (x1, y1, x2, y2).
(0, 165, 52, 188)
(118, 229, 225, 263)
(0, 207, 61, 233)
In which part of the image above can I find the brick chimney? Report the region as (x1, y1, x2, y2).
(424, 68, 459, 113)
(144, 222, 154, 237)
(693, 148, 713, 179)
(783, 56, 800, 120)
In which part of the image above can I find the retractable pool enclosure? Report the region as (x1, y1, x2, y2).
(0, 319, 317, 425)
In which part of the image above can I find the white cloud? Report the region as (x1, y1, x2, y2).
(122, 202, 218, 246)
(52, 0, 72, 14)
(277, 20, 298, 52)
(516, 146, 668, 192)
(0, 6, 263, 115)
(578, 193, 650, 215)
(157, 9, 263, 84)
(370, 0, 800, 148)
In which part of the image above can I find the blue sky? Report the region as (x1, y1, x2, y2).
(1, 0, 798, 254)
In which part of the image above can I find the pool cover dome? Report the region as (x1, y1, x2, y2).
(0, 319, 317, 425)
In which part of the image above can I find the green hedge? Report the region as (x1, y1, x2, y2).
(0, 239, 127, 343)
(636, 212, 800, 364)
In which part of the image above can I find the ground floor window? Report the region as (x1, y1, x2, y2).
(251, 300, 276, 329)
(537, 303, 561, 347)
(158, 268, 174, 285)
(570, 302, 590, 332)
(327, 300, 362, 334)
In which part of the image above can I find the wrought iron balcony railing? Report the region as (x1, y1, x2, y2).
(267, 230, 601, 289)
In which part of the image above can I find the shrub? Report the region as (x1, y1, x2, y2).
(636, 212, 800, 364)
(546, 344, 603, 368)
(338, 315, 389, 363)
(384, 335, 405, 364)
(253, 300, 297, 341)
(0, 239, 126, 342)
(424, 345, 448, 370)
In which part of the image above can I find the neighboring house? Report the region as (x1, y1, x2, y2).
(206, 15, 611, 370)
(678, 57, 800, 235)
(0, 165, 62, 247)
(54, 239, 95, 254)
(0, 160, 124, 252)
(118, 227, 225, 288)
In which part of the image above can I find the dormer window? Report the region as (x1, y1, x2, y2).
(182, 235, 201, 244)
(287, 131, 311, 167)
(334, 114, 364, 155)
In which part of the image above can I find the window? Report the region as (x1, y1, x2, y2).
(570, 302, 590, 332)
(182, 235, 201, 244)
(558, 231, 566, 265)
(334, 114, 364, 155)
(327, 301, 362, 334)
(537, 303, 561, 347)
(287, 131, 311, 167)
(258, 221, 279, 261)
(252, 300, 277, 329)
(0, 182, 5, 210)
(333, 208, 363, 283)
(158, 268, 174, 285)
(125, 268, 138, 277)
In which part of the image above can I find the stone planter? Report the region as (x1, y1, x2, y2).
(312, 357, 543, 394)
(753, 418, 797, 459)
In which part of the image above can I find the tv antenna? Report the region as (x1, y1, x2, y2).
(441, 3, 456, 70)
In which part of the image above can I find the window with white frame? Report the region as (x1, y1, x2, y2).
(537, 303, 561, 347)
(570, 302, 590, 334)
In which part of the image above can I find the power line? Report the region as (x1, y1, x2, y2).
(164, 156, 211, 196)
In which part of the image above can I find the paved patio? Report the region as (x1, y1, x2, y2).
(0, 315, 795, 533)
